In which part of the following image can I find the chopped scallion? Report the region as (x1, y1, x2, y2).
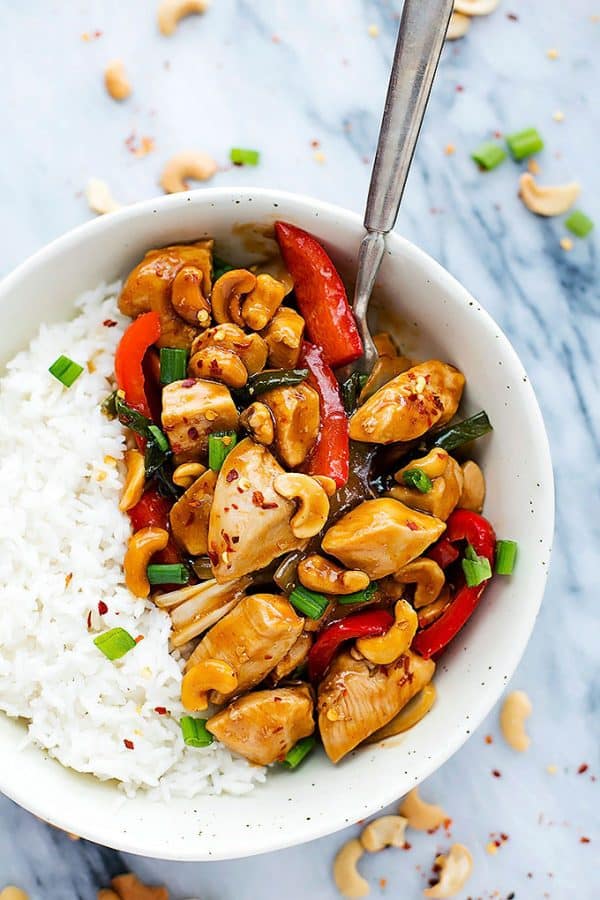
(281, 735, 316, 769)
(147, 424, 169, 452)
(289, 585, 329, 620)
(471, 141, 507, 171)
(462, 543, 492, 587)
(402, 467, 433, 494)
(495, 539, 518, 575)
(160, 347, 188, 384)
(147, 563, 190, 585)
(564, 210, 594, 238)
(208, 431, 238, 471)
(48, 355, 84, 387)
(180, 716, 214, 748)
(93, 627, 136, 660)
(337, 582, 378, 606)
(506, 127, 544, 160)
(230, 147, 260, 166)
(430, 410, 492, 452)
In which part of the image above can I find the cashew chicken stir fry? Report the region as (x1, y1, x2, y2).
(105, 221, 517, 769)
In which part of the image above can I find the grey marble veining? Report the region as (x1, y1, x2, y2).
(0, 0, 598, 897)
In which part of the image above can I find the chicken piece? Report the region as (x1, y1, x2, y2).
(269, 632, 313, 684)
(318, 650, 435, 763)
(118, 241, 213, 348)
(261, 383, 320, 468)
(390, 448, 464, 521)
(261, 307, 305, 368)
(321, 498, 445, 580)
(161, 378, 239, 462)
(190, 322, 268, 375)
(185, 592, 304, 701)
(169, 469, 217, 555)
(208, 437, 305, 581)
(207, 685, 315, 766)
(349, 360, 465, 444)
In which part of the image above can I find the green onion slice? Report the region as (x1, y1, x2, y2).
(402, 467, 433, 493)
(471, 141, 507, 171)
(160, 347, 188, 384)
(230, 147, 260, 166)
(147, 424, 169, 452)
(430, 410, 492, 452)
(337, 582, 378, 606)
(462, 543, 492, 587)
(208, 431, 238, 471)
(495, 539, 518, 575)
(212, 256, 236, 282)
(180, 716, 214, 748)
(506, 127, 544, 160)
(281, 735, 316, 769)
(48, 355, 84, 387)
(93, 627, 136, 660)
(246, 369, 308, 399)
(289, 585, 329, 620)
(341, 371, 368, 414)
(147, 563, 190, 585)
(564, 210, 594, 238)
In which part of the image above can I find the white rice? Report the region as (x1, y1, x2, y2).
(0, 283, 266, 797)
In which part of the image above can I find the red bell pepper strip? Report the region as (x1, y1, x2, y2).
(128, 489, 180, 565)
(115, 312, 161, 418)
(274, 221, 363, 368)
(308, 609, 394, 682)
(413, 509, 496, 660)
(427, 538, 460, 570)
(300, 341, 349, 488)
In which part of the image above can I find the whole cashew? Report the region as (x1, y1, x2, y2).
(241, 273, 286, 331)
(109, 872, 169, 899)
(119, 449, 146, 511)
(172, 461, 206, 489)
(85, 178, 122, 215)
(454, 0, 499, 14)
(391, 558, 445, 608)
(240, 402, 275, 445)
(210, 270, 257, 325)
(458, 460, 485, 512)
(399, 787, 448, 831)
(191, 323, 268, 375)
(417, 587, 451, 629)
(171, 265, 211, 326)
(446, 11, 470, 39)
(181, 658, 238, 711)
(356, 599, 417, 665)
(273, 473, 330, 539)
(333, 838, 370, 899)
(97, 892, 119, 900)
(312, 475, 337, 497)
(297, 554, 370, 595)
(157, 0, 209, 36)
(188, 346, 248, 388)
(104, 60, 132, 101)
(0, 889, 29, 900)
(160, 151, 217, 193)
(124, 527, 169, 598)
(500, 690, 532, 752)
(519, 173, 581, 217)
(423, 844, 474, 898)
(262, 306, 305, 368)
(360, 815, 408, 852)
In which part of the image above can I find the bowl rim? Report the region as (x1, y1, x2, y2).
(0, 187, 554, 860)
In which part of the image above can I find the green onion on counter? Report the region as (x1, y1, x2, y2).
(506, 127, 544, 160)
(230, 147, 261, 166)
(471, 141, 507, 171)
(564, 210, 594, 238)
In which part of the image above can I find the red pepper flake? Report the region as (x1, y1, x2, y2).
(232, 535, 240, 543)
(379, 878, 387, 890)
(154, 706, 167, 716)
(455, 84, 464, 92)
(406, 520, 420, 531)
(443, 817, 453, 832)
(506, 11, 519, 20)
(135, 635, 144, 644)
(577, 763, 589, 774)
(181, 378, 196, 388)
(310, 139, 320, 148)
(252, 490, 265, 507)
(103, 319, 117, 328)
(123, 739, 135, 750)
(492, 769, 502, 778)
(208, 549, 219, 566)
(261, 501, 279, 510)
(98, 601, 108, 615)
(271, 34, 281, 44)
(403, 841, 412, 850)
(231, 503, 239, 510)
(86, 610, 92, 629)
(188, 426, 199, 440)
(580, 836, 590, 844)
(485, 734, 493, 744)
(65, 572, 73, 588)
(226, 469, 239, 482)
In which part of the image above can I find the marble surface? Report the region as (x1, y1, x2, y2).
(0, 0, 598, 897)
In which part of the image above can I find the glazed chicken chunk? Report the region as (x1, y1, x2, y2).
(207, 685, 315, 766)
(161, 378, 239, 462)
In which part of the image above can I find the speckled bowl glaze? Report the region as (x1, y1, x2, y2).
(0, 188, 554, 860)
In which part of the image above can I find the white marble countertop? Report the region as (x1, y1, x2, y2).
(0, 1, 597, 897)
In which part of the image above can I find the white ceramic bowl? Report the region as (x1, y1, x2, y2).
(0, 188, 553, 860)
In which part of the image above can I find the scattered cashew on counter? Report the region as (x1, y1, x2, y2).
(446, 12, 470, 39)
(85, 178, 122, 215)
(500, 690, 533, 751)
(518, 173, 581, 217)
(157, 0, 209, 36)
(160, 151, 218, 193)
(399, 786, 448, 831)
(333, 838, 370, 899)
(446, 0, 500, 42)
(423, 844, 474, 898)
(361, 815, 408, 852)
(0, 887, 29, 900)
(104, 60, 132, 101)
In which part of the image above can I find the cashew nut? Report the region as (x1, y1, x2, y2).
(119, 449, 146, 511)
(399, 787, 448, 831)
(454, 0, 500, 15)
(360, 815, 408, 852)
(417, 587, 451, 629)
(356, 599, 418, 665)
(160, 151, 217, 193)
(104, 60, 132, 101)
(188, 346, 248, 388)
(297, 554, 369, 596)
(392, 449, 463, 522)
(240, 401, 275, 445)
(191, 323, 268, 375)
(241, 273, 286, 331)
(0, 889, 29, 900)
(85, 178, 122, 215)
(98, 892, 119, 900)
(171, 265, 211, 326)
(273, 473, 330, 539)
(458, 460, 485, 512)
(500, 690, 532, 752)
(313, 475, 337, 497)
(333, 838, 370, 899)
(181, 658, 238, 711)
(367, 683, 437, 743)
(423, 844, 473, 898)
(519, 172, 581, 217)
(124, 527, 169, 598)
(446, 11, 470, 39)
(157, 0, 209, 35)
(172, 461, 206, 488)
(261, 306, 305, 368)
(391, 558, 445, 608)
(210, 269, 257, 325)
(109, 873, 169, 899)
